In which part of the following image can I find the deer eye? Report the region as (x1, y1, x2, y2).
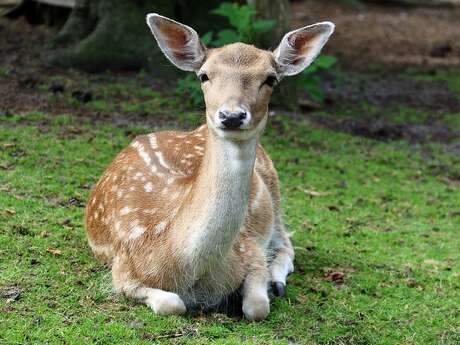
(263, 75, 277, 88)
(199, 73, 209, 83)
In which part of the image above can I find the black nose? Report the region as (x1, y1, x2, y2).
(219, 110, 247, 129)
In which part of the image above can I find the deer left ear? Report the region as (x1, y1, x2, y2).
(274, 22, 335, 77)
(146, 13, 206, 72)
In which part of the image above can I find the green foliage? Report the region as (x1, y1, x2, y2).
(207, 2, 276, 46)
(297, 55, 338, 103)
(175, 2, 277, 107)
(0, 67, 10, 78)
(175, 74, 204, 107)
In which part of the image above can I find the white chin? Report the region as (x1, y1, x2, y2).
(208, 116, 267, 141)
(213, 128, 257, 141)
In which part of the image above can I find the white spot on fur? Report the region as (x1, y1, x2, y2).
(120, 206, 134, 216)
(128, 225, 145, 240)
(143, 208, 157, 214)
(154, 221, 167, 234)
(88, 239, 113, 261)
(144, 182, 154, 192)
(149, 134, 158, 150)
(114, 221, 121, 232)
(132, 141, 152, 166)
(251, 180, 264, 211)
(134, 172, 144, 181)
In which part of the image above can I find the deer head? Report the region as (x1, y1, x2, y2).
(146, 14, 334, 141)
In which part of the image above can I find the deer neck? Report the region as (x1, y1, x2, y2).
(180, 128, 257, 271)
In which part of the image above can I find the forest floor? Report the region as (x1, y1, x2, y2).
(1, 1, 460, 344)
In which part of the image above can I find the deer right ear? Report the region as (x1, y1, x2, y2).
(146, 13, 206, 72)
(274, 22, 335, 77)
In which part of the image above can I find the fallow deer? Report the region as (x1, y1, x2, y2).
(85, 13, 334, 321)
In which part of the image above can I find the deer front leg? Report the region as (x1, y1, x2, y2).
(269, 226, 294, 297)
(241, 244, 270, 321)
(112, 255, 186, 315)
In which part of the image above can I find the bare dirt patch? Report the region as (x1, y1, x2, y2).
(312, 115, 460, 143)
(293, 0, 460, 70)
(324, 72, 460, 112)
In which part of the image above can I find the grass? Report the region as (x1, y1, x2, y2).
(410, 69, 460, 101)
(1, 103, 460, 344)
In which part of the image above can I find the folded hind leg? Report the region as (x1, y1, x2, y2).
(269, 223, 294, 297)
(111, 254, 186, 315)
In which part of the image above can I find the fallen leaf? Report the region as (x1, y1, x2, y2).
(296, 294, 308, 304)
(5, 208, 16, 215)
(1, 143, 16, 149)
(302, 189, 332, 197)
(1, 286, 21, 303)
(327, 205, 340, 211)
(325, 271, 345, 284)
(0, 185, 10, 192)
(47, 246, 62, 256)
(440, 176, 460, 187)
(141, 327, 198, 340)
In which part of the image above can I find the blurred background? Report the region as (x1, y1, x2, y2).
(1, 1, 460, 344)
(1, 0, 459, 131)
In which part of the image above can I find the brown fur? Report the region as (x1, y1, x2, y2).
(85, 13, 333, 318)
(85, 123, 284, 305)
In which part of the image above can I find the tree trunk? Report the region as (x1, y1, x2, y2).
(248, 0, 298, 110)
(50, 0, 176, 74)
(50, 0, 222, 75)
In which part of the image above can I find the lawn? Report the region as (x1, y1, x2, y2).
(1, 99, 460, 343)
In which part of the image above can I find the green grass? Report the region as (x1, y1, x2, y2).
(409, 69, 460, 100)
(322, 103, 460, 133)
(1, 110, 459, 345)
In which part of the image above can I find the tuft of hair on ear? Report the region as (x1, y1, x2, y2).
(146, 13, 206, 72)
(274, 22, 335, 77)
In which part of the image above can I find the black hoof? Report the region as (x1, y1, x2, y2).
(273, 282, 286, 297)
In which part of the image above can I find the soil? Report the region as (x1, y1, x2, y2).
(310, 115, 460, 143)
(323, 72, 460, 112)
(293, 0, 460, 70)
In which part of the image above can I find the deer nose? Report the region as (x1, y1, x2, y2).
(219, 110, 247, 129)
